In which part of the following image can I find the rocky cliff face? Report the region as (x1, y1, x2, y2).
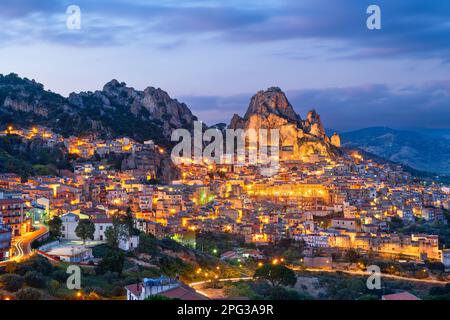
(0, 73, 199, 181)
(0, 73, 197, 145)
(244, 87, 301, 123)
(229, 87, 340, 160)
(68, 79, 197, 142)
(331, 132, 341, 148)
(303, 110, 326, 138)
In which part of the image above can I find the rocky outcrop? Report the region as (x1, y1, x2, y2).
(3, 97, 49, 117)
(69, 79, 197, 141)
(229, 87, 340, 161)
(331, 132, 341, 148)
(0, 73, 197, 180)
(0, 73, 198, 145)
(244, 87, 301, 123)
(303, 110, 326, 138)
(229, 114, 246, 130)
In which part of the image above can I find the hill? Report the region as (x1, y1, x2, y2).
(0, 73, 197, 146)
(341, 127, 450, 175)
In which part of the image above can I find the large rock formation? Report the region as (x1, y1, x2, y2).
(0, 73, 199, 181)
(229, 87, 340, 161)
(0, 73, 198, 145)
(331, 132, 341, 148)
(68, 79, 197, 142)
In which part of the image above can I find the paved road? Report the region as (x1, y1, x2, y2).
(0, 224, 48, 265)
(189, 277, 253, 287)
(291, 266, 449, 285)
(190, 277, 254, 299)
(190, 266, 449, 295)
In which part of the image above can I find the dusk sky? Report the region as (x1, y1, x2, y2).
(1, 0, 450, 130)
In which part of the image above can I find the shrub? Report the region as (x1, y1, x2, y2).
(48, 280, 61, 295)
(24, 271, 46, 288)
(111, 286, 125, 297)
(51, 269, 68, 282)
(15, 287, 42, 300)
(25, 256, 54, 275)
(0, 274, 24, 292)
(83, 286, 105, 297)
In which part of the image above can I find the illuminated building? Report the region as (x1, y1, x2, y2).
(0, 198, 27, 237)
(0, 224, 12, 261)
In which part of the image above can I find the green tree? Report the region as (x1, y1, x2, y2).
(283, 248, 302, 264)
(253, 264, 297, 288)
(75, 219, 95, 244)
(48, 216, 63, 238)
(26, 255, 54, 275)
(97, 249, 125, 275)
(345, 249, 360, 263)
(105, 226, 119, 248)
(48, 280, 61, 295)
(24, 271, 46, 288)
(121, 207, 137, 236)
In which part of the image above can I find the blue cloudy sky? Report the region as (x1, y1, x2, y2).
(1, 0, 450, 130)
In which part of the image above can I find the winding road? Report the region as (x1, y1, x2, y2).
(291, 266, 450, 285)
(189, 266, 449, 298)
(0, 224, 48, 265)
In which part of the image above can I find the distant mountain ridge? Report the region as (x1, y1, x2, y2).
(341, 127, 450, 175)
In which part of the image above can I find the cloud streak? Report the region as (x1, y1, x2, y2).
(0, 0, 449, 60)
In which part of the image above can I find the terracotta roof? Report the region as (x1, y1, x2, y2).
(382, 291, 421, 300)
(161, 284, 208, 300)
(125, 283, 208, 300)
(125, 284, 143, 297)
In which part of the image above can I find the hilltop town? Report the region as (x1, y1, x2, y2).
(0, 84, 449, 301)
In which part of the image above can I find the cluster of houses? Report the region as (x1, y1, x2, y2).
(1, 126, 449, 272)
